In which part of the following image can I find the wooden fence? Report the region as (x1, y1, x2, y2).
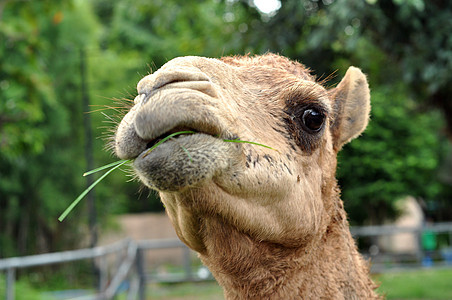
(0, 239, 191, 300)
(351, 222, 452, 273)
(2, 222, 452, 300)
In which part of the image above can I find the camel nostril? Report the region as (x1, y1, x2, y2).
(134, 93, 146, 105)
(134, 93, 152, 107)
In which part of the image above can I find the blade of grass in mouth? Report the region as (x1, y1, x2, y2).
(58, 159, 129, 222)
(58, 131, 277, 222)
(222, 138, 279, 152)
(83, 159, 129, 176)
(143, 130, 196, 157)
(59, 131, 195, 222)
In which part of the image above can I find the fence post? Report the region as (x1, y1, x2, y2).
(416, 227, 423, 262)
(136, 248, 146, 300)
(449, 231, 452, 248)
(99, 255, 108, 292)
(183, 246, 192, 281)
(127, 276, 139, 300)
(6, 268, 15, 300)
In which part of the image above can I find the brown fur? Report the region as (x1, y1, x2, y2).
(114, 54, 380, 299)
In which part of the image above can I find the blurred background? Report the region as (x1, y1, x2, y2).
(1, 0, 451, 299)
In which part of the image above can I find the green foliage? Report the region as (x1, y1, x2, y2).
(95, 0, 253, 67)
(1, 0, 451, 259)
(375, 269, 452, 299)
(0, 274, 46, 300)
(0, 1, 59, 158)
(338, 85, 446, 224)
(0, 0, 85, 257)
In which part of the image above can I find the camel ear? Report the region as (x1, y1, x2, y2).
(329, 67, 370, 151)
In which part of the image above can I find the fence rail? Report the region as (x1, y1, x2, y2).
(352, 222, 452, 273)
(0, 238, 192, 300)
(2, 222, 452, 300)
(0, 239, 130, 271)
(350, 222, 452, 236)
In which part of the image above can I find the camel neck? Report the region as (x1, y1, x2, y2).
(199, 216, 379, 299)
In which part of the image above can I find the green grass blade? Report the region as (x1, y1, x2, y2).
(223, 139, 278, 152)
(179, 144, 193, 162)
(143, 130, 196, 157)
(60, 130, 277, 222)
(83, 159, 129, 176)
(58, 159, 129, 222)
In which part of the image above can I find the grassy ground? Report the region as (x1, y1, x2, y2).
(2, 268, 451, 299)
(374, 268, 452, 299)
(146, 268, 452, 299)
(147, 281, 224, 300)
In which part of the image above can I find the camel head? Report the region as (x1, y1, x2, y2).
(114, 54, 370, 253)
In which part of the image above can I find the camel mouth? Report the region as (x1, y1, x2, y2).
(117, 68, 241, 191)
(143, 127, 197, 153)
(116, 80, 236, 162)
(133, 130, 239, 192)
(139, 122, 233, 159)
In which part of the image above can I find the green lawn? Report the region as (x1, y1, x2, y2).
(147, 281, 224, 300)
(2, 268, 451, 299)
(146, 268, 452, 299)
(374, 268, 452, 299)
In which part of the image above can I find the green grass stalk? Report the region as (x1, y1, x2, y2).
(58, 160, 129, 222)
(58, 132, 277, 222)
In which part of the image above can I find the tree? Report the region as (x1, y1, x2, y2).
(359, 0, 452, 136)
(0, 0, 108, 257)
(337, 85, 447, 224)
(0, 0, 77, 256)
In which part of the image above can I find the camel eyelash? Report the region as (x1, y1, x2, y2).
(283, 101, 328, 154)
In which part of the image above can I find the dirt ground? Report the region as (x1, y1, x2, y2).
(99, 213, 189, 266)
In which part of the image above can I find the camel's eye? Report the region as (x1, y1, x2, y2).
(302, 108, 325, 133)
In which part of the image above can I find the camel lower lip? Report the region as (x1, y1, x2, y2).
(133, 133, 238, 192)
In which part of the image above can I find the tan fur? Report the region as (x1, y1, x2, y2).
(114, 54, 381, 299)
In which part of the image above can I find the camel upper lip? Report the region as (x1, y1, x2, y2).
(116, 74, 232, 160)
(134, 90, 226, 145)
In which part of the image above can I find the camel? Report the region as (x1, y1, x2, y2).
(114, 54, 381, 299)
